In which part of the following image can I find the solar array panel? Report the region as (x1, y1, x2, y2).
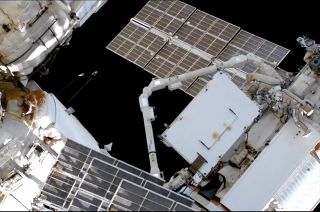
(109, 180, 195, 211)
(184, 75, 212, 97)
(107, 0, 290, 97)
(107, 21, 167, 68)
(37, 139, 194, 211)
(186, 30, 291, 96)
(145, 42, 211, 91)
(174, 9, 240, 57)
(134, 0, 195, 34)
(217, 30, 290, 66)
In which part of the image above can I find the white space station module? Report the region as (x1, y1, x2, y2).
(0, 0, 319, 211)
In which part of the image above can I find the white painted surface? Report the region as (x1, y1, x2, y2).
(273, 154, 320, 211)
(0, 1, 107, 75)
(26, 81, 101, 151)
(162, 72, 260, 176)
(0, 152, 57, 211)
(221, 119, 320, 210)
(247, 111, 281, 151)
(46, 93, 100, 152)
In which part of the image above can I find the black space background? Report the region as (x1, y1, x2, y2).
(31, 1, 319, 208)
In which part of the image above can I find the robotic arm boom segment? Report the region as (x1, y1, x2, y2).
(138, 53, 283, 178)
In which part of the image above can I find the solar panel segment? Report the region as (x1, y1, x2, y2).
(38, 139, 194, 211)
(106, 0, 290, 97)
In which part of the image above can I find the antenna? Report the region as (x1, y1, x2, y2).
(67, 70, 98, 105)
(56, 72, 85, 97)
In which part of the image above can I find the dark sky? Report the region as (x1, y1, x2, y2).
(33, 0, 320, 186)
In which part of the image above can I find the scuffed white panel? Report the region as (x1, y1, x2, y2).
(70, 0, 107, 26)
(0, 1, 47, 27)
(0, 0, 107, 75)
(247, 111, 282, 151)
(162, 72, 260, 177)
(46, 93, 100, 152)
(221, 119, 320, 211)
